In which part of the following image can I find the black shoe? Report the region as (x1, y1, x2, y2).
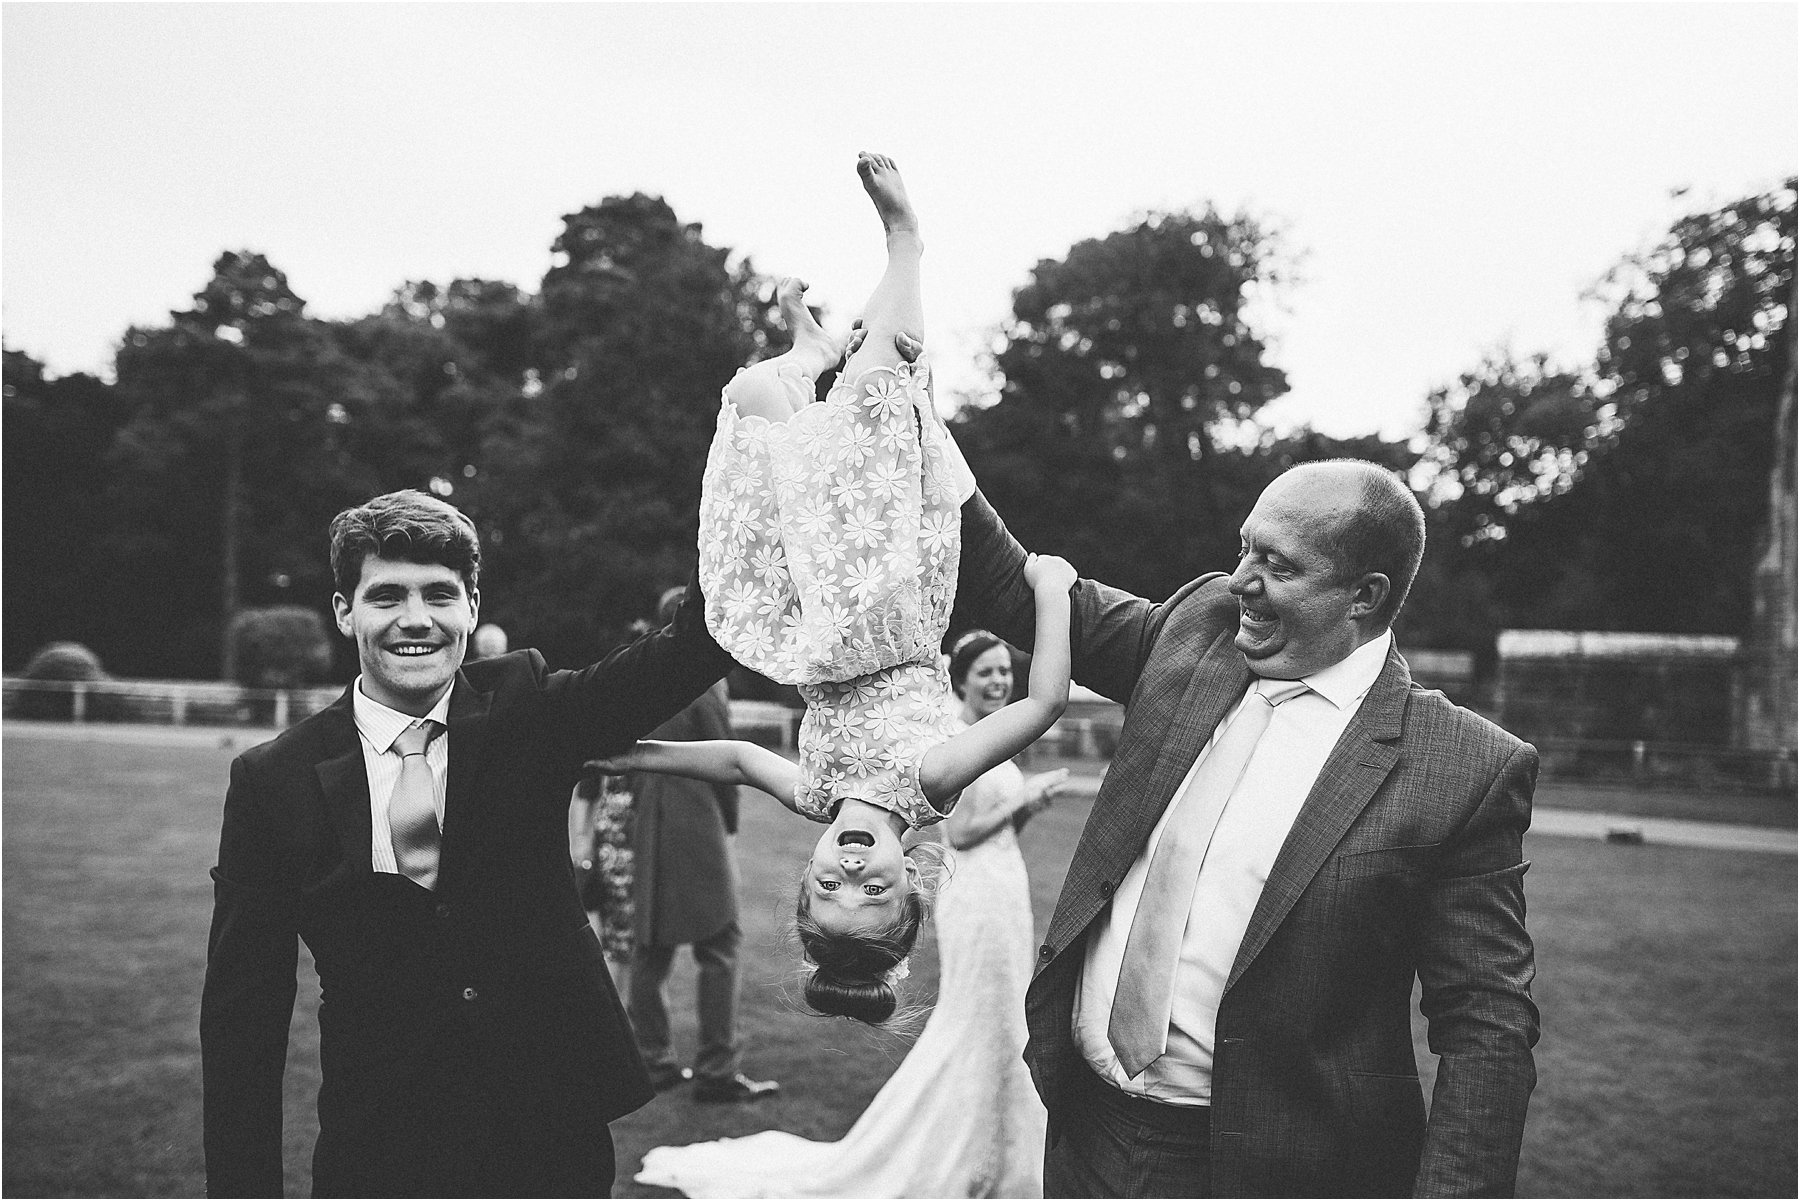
(693, 1073, 780, 1104)
(647, 1065, 693, 1093)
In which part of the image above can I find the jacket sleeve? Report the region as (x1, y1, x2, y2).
(200, 754, 300, 1197)
(1412, 742, 1541, 1197)
(545, 567, 738, 761)
(950, 488, 1166, 704)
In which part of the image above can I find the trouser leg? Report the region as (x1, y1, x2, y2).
(691, 921, 743, 1082)
(627, 941, 677, 1070)
(1044, 1065, 1213, 1198)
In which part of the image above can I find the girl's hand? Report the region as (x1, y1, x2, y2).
(1023, 553, 1077, 595)
(845, 322, 925, 363)
(587, 748, 640, 776)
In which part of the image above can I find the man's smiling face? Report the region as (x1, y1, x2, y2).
(1229, 470, 1367, 680)
(333, 555, 478, 715)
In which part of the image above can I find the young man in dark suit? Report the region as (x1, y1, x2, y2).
(953, 460, 1540, 1197)
(200, 490, 735, 1197)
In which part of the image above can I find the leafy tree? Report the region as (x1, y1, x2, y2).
(2, 350, 128, 668)
(379, 278, 537, 385)
(1408, 353, 1602, 655)
(1421, 352, 1602, 549)
(326, 281, 530, 515)
(16, 640, 110, 720)
(108, 252, 368, 677)
(956, 207, 1292, 599)
(228, 605, 333, 688)
(1505, 181, 1795, 636)
(479, 194, 781, 664)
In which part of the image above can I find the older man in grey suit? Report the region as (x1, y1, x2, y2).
(950, 459, 1539, 1197)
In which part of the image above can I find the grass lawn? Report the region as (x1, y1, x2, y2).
(3, 723, 1794, 1198)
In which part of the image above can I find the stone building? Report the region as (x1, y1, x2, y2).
(1734, 363, 1796, 786)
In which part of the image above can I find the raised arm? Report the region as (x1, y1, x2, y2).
(921, 554, 1075, 804)
(543, 569, 738, 763)
(590, 739, 803, 814)
(951, 491, 1178, 704)
(901, 323, 1165, 700)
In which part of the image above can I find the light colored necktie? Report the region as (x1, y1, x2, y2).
(1108, 678, 1309, 1077)
(388, 720, 444, 890)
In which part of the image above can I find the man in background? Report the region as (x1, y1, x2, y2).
(619, 587, 778, 1104)
(470, 622, 509, 660)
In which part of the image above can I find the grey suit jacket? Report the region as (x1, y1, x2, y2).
(951, 490, 1539, 1198)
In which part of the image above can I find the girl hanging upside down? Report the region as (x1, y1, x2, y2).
(592, 152, 1075, 1024)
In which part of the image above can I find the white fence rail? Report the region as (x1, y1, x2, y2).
(4, 677, 342, 728)
(0, 677, 1117, 757)
(16, 675, 1782, 791)
(1, 677, 816, 748)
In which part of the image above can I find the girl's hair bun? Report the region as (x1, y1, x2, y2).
(803, 971, 899, 1024)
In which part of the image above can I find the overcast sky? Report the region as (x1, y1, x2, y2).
(4, 2, 1795, 438)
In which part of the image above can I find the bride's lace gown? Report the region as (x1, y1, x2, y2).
(634, 757, 1047, 1197)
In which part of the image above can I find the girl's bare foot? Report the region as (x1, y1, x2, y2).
(857, 152, 920, 238)
(776, 277, 844, 380)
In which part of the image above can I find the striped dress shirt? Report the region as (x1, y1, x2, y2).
(350, 679, 452, 876)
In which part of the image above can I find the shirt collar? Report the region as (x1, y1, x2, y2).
(351, 677, 453, 754)
(1297, 628, 1393, 710)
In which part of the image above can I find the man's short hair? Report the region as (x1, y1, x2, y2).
(471, 624, 509, 659)
(329, 490, 482, 598)
(1304, 460, 1426, 627)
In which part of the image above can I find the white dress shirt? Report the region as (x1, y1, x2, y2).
(350, 679, 453, 875)
(1073, 629, 1393, 1104)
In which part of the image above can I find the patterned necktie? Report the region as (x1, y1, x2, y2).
(1108, 678, 1310, 1078)
(388, 720, 444, 890)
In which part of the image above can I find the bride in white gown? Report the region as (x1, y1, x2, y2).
(635, 630, 1070, 1198)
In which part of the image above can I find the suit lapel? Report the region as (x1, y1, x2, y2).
(1224, 643, 1411, 993)
(437, 672, 494, 891)
(1043, 625, 1251, 955)
(314, 688, 373, 879)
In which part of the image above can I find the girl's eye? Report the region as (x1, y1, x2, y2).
(819, 880, 839, 891)
(863, 884, 886, 896)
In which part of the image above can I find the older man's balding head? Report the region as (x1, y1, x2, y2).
(1231, 460, 1426, 678)
(1271, 460, 1426, 625)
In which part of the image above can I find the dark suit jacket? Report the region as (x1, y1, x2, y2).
(199, 595, 734, 1198)
(629, 680, 739, 948)
(951, 491, 1539, 1198)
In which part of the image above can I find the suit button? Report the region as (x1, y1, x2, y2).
(1099, 880, 1113, 896)
(435, 903, 451, 918)
(579, 859, 594, 870)
(462, 987, 478, 1001)
(1038, 944, 1054, 961)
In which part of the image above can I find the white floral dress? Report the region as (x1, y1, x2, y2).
(698, 359, 974, 825)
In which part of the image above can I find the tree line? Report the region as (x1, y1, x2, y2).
(4, 180, 1792, 683)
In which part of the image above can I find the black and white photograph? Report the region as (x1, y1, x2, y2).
(3, 3, 1795, 1197)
